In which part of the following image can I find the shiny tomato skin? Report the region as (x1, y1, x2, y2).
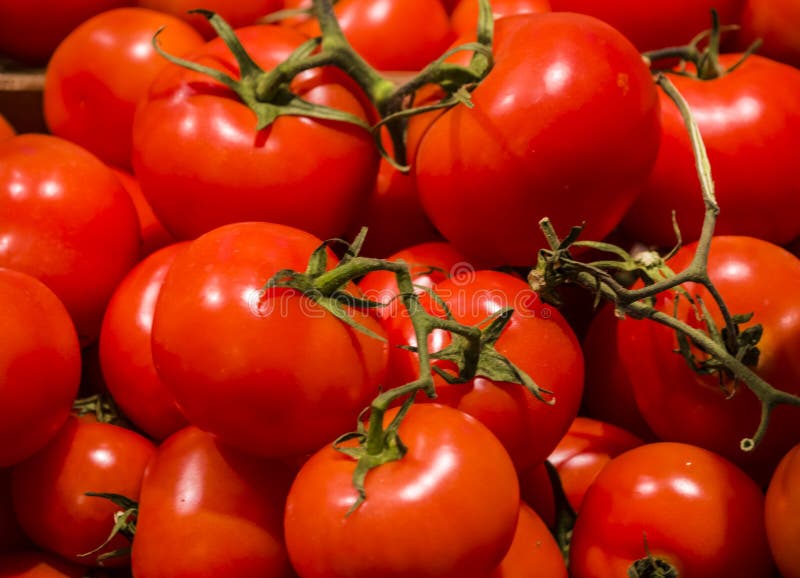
(0, 134, 141, 346)
(132, 24, 378, 242)
(137, 0, 283, 38)
(765, 442, 800, 578)
(569, 442, 775, 577)
(450, 0, 551, 36)
(0, 268, 81, 468)
(490, 502, 567, 578)
(151, 222, 388, 458)
(0, 551, 87, 578)
(131, 426, 295, 578)
(99, 242, 190, 441)
(415, 13, 660, 266)
(284, 404, 520, 578)
(622, 54, 800, 248)
(11, 417, 156, 567)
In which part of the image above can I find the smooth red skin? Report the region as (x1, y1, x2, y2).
(11, 418, 156, 567)
(490, 502, 567, 578)
(298, 0, 455, 71)
(450, 0, 551, 36)
(131, 426, 295, 578)
(569, 442, 775, 577)
(44, 8, 205, 170)
(766, 442, 800, 578)
(110, 168, 175, 258)
(99, 242, 190, 441)
(0, 552, 87, 578)
(0, 269, 80, 467)
(736, 0, 800, 68)
(390, 271, 584, 470)
(137, 0, 283, 38)
(132, 25, 378, 242)
(548, 0, 744, 52)
(0, 116, 15, 141)
(284, 404, 520, 578)
(546, 416, 644, 512)
(0, 134, 141, 346)
(415, 13, 660, 267)
(0, 0, 135, 65)
(151, 222, 388, 458)
(623, 54, 800, 248)
(617, 236, 800, 484)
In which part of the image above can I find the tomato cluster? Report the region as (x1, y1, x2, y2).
(1, 1, 800, 577)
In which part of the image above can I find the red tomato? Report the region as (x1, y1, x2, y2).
(0, 552, 86, 578)
(765, 442, 800, 578)
(617, 236, 800, 484)
(622, 53, 800, 248)
(415, 13, 661, 266)
(132, 24, 379, 242)
(569, 442, 775, 577)
(0, 134, 141, 346)
(548, 0, 744, 52)
(151, 222, 388, 458)
(0, 0, 135, 65)
(546, 416, 644, 512)
(137, 0, 283, 38)
(11, 417, 156, 567)
(0, 268, 80, 467)
(0, 115, 15, 141)
(450, 0, 551, 36)
(735, 0, 800, 68)
(490, 502, 567, 578)
(131, 426, 295, 577)
(284, 403, 520, 578)
(99, 242, 190, 441)
(110, 168, 175, 258)
(44, 7, 205, 169)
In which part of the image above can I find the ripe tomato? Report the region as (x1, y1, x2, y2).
(136, 0, 283, 38)
(99, 242, 190, 441)
(284, 403, 520, 578)
(110, 168, 175, 258)
(0, 268, 80, 467)
(617, 236, 800, 484)
(622, 53, 800, 248)
(0, 134, 141, 346)
(131, 426, 295, 577)
(0, 551, 87, 578)
(44, 7, 205, 169)
(151, 221, 388, 458)
(11, 417, 156, 567)
(490, 502, 567, 578)
(415, 13, 661, 266)
(449, 0, 551, 36)
(736, 0, 800, 68)
(569, 442, 775, 577)
(132, 24, 379, 242)
(765, 442, 800, 578)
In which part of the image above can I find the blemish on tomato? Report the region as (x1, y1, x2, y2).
(617, 73, 630, 95)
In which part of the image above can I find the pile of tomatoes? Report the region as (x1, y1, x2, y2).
(1, 0, 800, 577)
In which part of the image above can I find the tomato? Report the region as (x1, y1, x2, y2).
(735, 0, 800, 69)
(546, 416, 644, 512)
(0, 134, 141, 346)
(0, 268, 80, 467)
(11, 417, 156, 567)
(516, 462, 556, 530)
(548, 0, 744, 52)
(449, 0, 551, 36)
(110, 168, 175, 258)
(297, 0, 455, 71)
(765, 442, 800, 578)
(44, 7, 205, 170)
(0, 552, 86, 578)
(136, 0, 283, 38)
(569, 442, 775, 577)
(415, 13, 661, 266)
(618, 236, 800, 484)
(151, 221, 388, 458)
(0, 0, 135, 65)
(284, 403, 520, 578)
(490, 502, 567, 578)
(0, 115, 15, 141)
(131, 426, 295, 577)
(99, 242, 190, 441)
(132, 24, 379, 242)
(622, 53, 800, 248)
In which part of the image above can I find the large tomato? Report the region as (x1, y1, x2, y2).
(765, 442, 800, 578)
(622, 53, 800, 248)
(44, 7, 205, 169)
(569, 442, 775, 577)
(0, 134, 141, 345)
(132, 24, 379, 242)
(151, 221, 388, 458)
(617, 236, 800, 484)
(414, 13, 661, 266)
(284, 403, 520, 578)
(131, 426, 295, 577)
(0, 268, 80, 467)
